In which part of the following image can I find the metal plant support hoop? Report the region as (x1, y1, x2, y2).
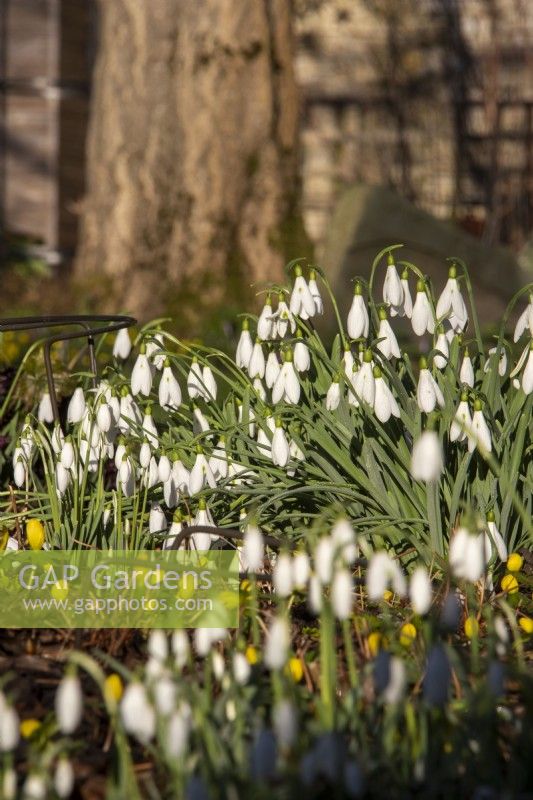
(0, 314, 137, 423)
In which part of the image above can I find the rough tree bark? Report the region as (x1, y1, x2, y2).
(75, 0, 301, 320)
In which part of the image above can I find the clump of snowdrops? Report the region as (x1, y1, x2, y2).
(1, 246, 533, 796)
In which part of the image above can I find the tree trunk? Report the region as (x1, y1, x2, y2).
(75, 0, 301, 321)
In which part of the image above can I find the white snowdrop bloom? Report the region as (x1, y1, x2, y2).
(147, 332, 166, 370)
(55, 674, 82, 735)
(3, 767, 16, 800)
(513, 294, 533, 342)
(189, 450, 216, 495)
(14, 458, 26, 488)
(118, 452, 132, 485)
(20, 419, 35, 459)
(158, 454, 171, 483)
(434, 329, 450, 370)
(485, 512, 507, 562)
(187, 357, 204, 399)
(400, 270, 413, 318)
(271, 420, 290, 467)
(449, 527, 487, 582)
(514, 341, 533, 394)
(347, 283, 369, 339)
(192, 405, 210, 435)
(354, 351, 375, 406)
(149, 502, 167, 534)
(23, 774, 46, 800)
(411, 282, 435, 336)
(236, 320, 254, 367)
(6, 537, 18, 552)
(38, 391, 54, 423)
(172, 457, 189, 492)
(159, 363, 182, 409)
(332, 518, 357, 564)
(233, 652, 251, 685)
(171, 630, 190, 669)
(51, 423, 64, 454)
(131, 347, 153, 396)
(326, 378, 341, 410)
(376, 312, 401, 360)
(468, 399, 492, 453)
(272, 351, 300, 404)
(118, 391, 140, 433)
(257, 416, 273, 453)
(290, 267, 316, 319)
(136, 439, 149, 469)
(202, 364, 217, 400)
(142, 409, 159, 448)
(273, 553, 293, 598)
(0, 704, 19, 751)
(243, 524, 264, 572)
(308, 269, 323, 314)
(366, 551, 406, 600)
(253, 376, 267, 401)
(274, 294, 296, 338)
(121, 682, 155, 744)
(113, 326, 131, 359)
(292, 550, 310, 589)
(265, 350, 281, 388)
(314, 536, 335, 584)
(383, 257, 404, 315)
(265, 616, 290, 670)
(343, 346, 354, 380)
(191, 499, 216, 550)
(450, 392, 471, 442)
(56, 462, 70, 496)
(409, 566, 432, 615)
(484, 346, 507, 376)
(373, 367, 400, 423)
(96, 398, 112, 433)
(164, 512, 183, 550)
(257, 295, 274, 341)
(54, 757, 74, 799)
(248, 339, 266, 379)
(416, 360, 445, 413)
(381, 656, 407, 705)
(273, 699, 298, 749)
(154, 676, 176, 716)
(411, 431, 443, 482)
(289, 436, 304, 463)
(67, 387, 86, 424)
(436, 265, 468, 329)
(166, 708, 191, 758)
(237, 402, 255, 438)
(308, 573, 323, 614)
(294, 338, 311, 373)
(331, 568, 353, 620)
(459, 350, 475, 387)
(209, 438, 228, 479)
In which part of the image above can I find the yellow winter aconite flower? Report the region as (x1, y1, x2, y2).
(400, 623, 417, 647)
(507, 553, 523, 573)
(20, 718, 41, 739)
(245, 645, 259, 665)
(367, 631, 382, 656)
(383, 590, 394, 602)
(240, 579, 252, 594)
(501, 574, 519, 595)
(286, 657, 304, 683)
(51, 580, 69, 601)
(104, 673, 124, 705)
(519, 617, 533, 635)
(464, 616, 479, 639)
(26, 520, 45, 550)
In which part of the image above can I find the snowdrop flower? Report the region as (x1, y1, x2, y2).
(484, 346, 507, 376)
(435, 264, 468, 331)
(366, 551, 406, 600)
(314, 536, 335, 584)
(409, 566, 432, 615)
(292, 550, 310, 589)
(202, 364, 217, 400)
(192, 404, 210, 435)
(273, 553, 293, 597)
(272, 350, 300, 404)
(347, 282, 369, 339)
(273, 292, 295, 338)
(23, 774, 47, 800)
(450, 391, 471, 442)
(189, 448, 216, 494)
(14, 457, 26, 488)
(164, 510, 183, 550)
(191, 498, 216, 550)
(416, 358, 445, 413)
(484, 510, 507, 562)
(171, 630, 190, 669)
(118, 390, 141, 433)
(248, 339, 265, 379)
(376, 309, 401, 359)
(468, 398, 492, 453)
(55, 673, 82, 735)
(449, 526, 487, 582)
(265, 616, 290, 670)
(142, 408, 159, 448)
(273, 699, 298, 749)
(513, 293, 533, 342)
(265, 350, 281, 388)
(236, 319, 254, 368)
(271, 419, 290, 467)
(118, 454, 134, 495)
(294, 337, 311, 373)
(131, 345, 153, 396)
(233, 652, 251, 685)
(38, 391, 54, 423)
(353, 350, 375, 406)
(56, 462, 70, 496)
(159, 360, 182, 409)
(0, 702, 19, 751)
(166, 706, 191, 759)
(411, 430, 443, 482)
(374, 652, 406, 705)
(331, 518, 357, 564)
(20, 418, 34, 459)
(243, 523, 264, 572)
(326, 378, 341, 410)
(137, 439, 150, 469)
(209, 437, 228, 479)
(149, 502, 167, 534)
(342, 345, 354, 379)
(121, 682, 155, 744)
(411, 281, 435, 336)
(113, 326, 131, 359)
(257, 294, 274, 340)
(459, 348, 475, 387)
(67, 387, 86, 424)
(187, 357, 204, 399)
(373, 366, 400, 423)
(51, 423, 64, 454)
(308, 574, 323, 614)
(158, 454, 171, 483)
(96, 397, 112, 433)
(54, 757, 74, 799)
(400, 268, 413, 318)
(289, 265, 316, 319)
(382, 255, 404, 316)
(331, 568, 353, 619)
(510, 340, 533, 394)
(434, 327, 450, 370)
(308, 269, 323, 314)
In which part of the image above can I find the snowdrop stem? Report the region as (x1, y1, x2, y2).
(342, 619, 358, 690)
(319, 601, 336, 729)
(447, 258, 484, 362)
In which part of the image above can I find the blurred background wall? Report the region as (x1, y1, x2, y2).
(1, 0, 532, 327)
